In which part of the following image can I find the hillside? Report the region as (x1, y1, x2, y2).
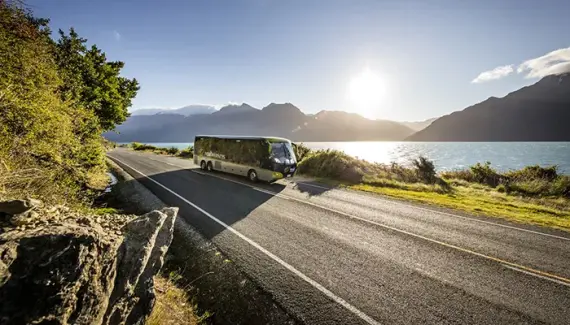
(105, 103, 416, 142)
(407, 73, 570, 141)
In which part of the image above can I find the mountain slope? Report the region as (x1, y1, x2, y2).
(105, 103, 416, 142)
(400, 118, 437, 132)
(294, 111, 414, 141)
(407, 73, 570, 141)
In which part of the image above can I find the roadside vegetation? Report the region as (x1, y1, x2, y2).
(148, 272, 204, 325)
(0, 1, 137, 205)
(1, 2, 201, 322)
(129, 142, 194, 159)
(295, 146, 570, 231)
(128, 141, 570, 230)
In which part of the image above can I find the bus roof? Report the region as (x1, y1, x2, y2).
(195, 135, 292, 142)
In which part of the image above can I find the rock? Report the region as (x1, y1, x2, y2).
(0, 207, 178, 325)
(10, 210, 39, 226)
(0, 199, 42, 216)
(103, 207, 178, 325)
(0, 223, 118, 325)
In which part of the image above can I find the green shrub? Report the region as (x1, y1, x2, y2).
(292, 143, 312, 162)
(441, 169, 476, 182)
(178, 146, 194, 158)
(297, 150, 365, 183)
(412, 156, 436, 184)
(0, 3, 108, 203)
(509, 179, 551, 196)
(506, 165, 558, 182)
(470, 162, 503, 187)
(550, 176, 570, 197)
(132, 142, 157, 151)
(166, 147, 179, 155)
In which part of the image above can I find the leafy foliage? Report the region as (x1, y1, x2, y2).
(55, 28, 139, 131)
(292, 142, 311, 162)
(131, 142, 157, 151)
(412, 156, 437, 184)
(166, 147, 179, 155)
(0, 2, 136, 203)
(443, 162, 569, 198)
(505, 165, 558, 182)
(178, 146, 194, 158)
(297, 150, 366, 183)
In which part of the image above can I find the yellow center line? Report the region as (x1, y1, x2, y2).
(189, 168, 570, 287)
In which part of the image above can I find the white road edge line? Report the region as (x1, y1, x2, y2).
(109, 156, 381, 325)
(141, 151, 569, 242)
(191, 166, 569, 241)
(186, 167, 570, 287)
(293, 181, 570, 241)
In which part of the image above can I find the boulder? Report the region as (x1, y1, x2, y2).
(0, 206, 178, 325)
(103, 207, 178, 325)
(0, 198, 42, 216)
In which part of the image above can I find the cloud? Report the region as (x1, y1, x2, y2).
(113, 30, 121, 41)
(472, 46, 570, 83)
(517, 47, 570, 78)
(471, 65, 514, 83)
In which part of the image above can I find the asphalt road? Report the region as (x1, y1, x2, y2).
(108, 148, 570, 325)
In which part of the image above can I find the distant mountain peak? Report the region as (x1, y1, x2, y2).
(216, 103, 258, 114)
(262, 102, 302, 112)
(131, 105, 216, 116)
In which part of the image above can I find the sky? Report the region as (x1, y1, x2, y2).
(28, 0, 570, 121)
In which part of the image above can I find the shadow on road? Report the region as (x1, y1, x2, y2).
(112, 164, 289, 239)
(292, 181, 334, 196)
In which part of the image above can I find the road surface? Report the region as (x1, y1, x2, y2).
(108, 148, 570, 325)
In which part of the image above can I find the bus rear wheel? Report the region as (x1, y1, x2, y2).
(248, 169, 258, 182)
(200, 160, 207, 170)
(206, 161, 213, 172)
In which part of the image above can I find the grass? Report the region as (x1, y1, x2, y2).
(147, 273, 202, 325)
(351, 183, 570, 231)
(297, 149, 570, 232)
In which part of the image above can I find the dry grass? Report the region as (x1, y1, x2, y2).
(350, 182, 570, 232)
(147, 275, 200, 325)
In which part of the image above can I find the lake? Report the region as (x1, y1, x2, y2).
(130, 142, 570, 174)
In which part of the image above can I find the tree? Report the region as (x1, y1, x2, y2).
(55, 28, 139, 131)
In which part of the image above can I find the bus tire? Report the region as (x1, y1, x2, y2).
(248, 169, 259, 183)
(200, 160, 207, 170)
(206, 161, 213, 172)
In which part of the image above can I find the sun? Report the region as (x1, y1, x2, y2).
(347, 68, 387, 118)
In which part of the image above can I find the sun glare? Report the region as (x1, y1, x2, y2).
(348, 68, 387, 118)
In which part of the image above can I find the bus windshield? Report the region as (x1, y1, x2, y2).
(271, 142, 296, 163)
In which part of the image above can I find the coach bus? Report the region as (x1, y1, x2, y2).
(193, 135, 297, 182)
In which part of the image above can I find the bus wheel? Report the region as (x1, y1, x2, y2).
(206, 161, 213, 172)
(200, 160, 207, 170)
(248, 169, 258, 182)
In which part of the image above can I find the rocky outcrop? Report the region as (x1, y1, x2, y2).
(0, 199, 178, 325)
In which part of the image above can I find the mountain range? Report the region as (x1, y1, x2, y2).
(106, 103, 418, 142)
(105, 73, 570, 143)
(408, 73, 570, 141)
(130, 105, 217, 116)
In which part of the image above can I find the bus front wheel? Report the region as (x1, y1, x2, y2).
(200, 160, 207, 170)
(206, 161, 213, 172)
(248, 169, 258, 183)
